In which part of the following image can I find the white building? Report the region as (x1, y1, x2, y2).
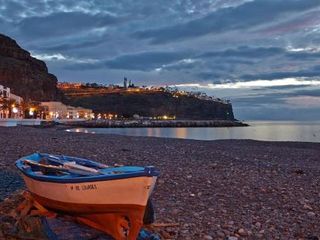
(0, 85, 10, 98)
(0, 84, 24, 119)
(41, 101, 94, 120)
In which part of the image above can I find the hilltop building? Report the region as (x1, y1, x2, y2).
(123, 77, 128, 89)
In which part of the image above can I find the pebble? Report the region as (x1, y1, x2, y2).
(255, 233, 264, 238)
(171, 209, 179, 215)
(216, 231, 225, 238)
(307, 212, 316, 217)
(227, 237, 238, 240)
(303, 204, 313, 210)
(255, 222, 262, 229)
(158, 179, 165, 184)
(203, 235, 213, 240)
(228, 221, 234, 225)
(237, 228, 247, 236)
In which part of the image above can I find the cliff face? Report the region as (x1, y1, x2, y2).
(0, 34, 60, 101)
(63, 91, 235, 120)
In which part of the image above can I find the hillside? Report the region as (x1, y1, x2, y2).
(0, 34, 61, 101)
(61, 87, 235, 120)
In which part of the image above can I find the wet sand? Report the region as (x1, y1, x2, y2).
(0, 126, 319, 239)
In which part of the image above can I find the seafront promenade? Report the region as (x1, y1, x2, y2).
(0, 126, 319, 239)
(0, 118, 41, 127)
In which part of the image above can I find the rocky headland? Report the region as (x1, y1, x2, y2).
(0, 34, 61, 101)
(62, 88, 235, 120)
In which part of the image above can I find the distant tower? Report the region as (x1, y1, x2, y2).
(129, 80, 132, 88)
(124, 77, 128, 89)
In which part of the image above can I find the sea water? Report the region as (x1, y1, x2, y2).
(66, 121, 320, 143)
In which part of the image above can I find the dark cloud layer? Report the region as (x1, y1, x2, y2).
(18, 12, 121, 39)
(104, 51, 191, 71)
(0, 0, 320, 120)
(36, 38, 107, 52)
(199, 47, 284, 59)
(66, 51, 191, 71)
(133, 0, 320, 44)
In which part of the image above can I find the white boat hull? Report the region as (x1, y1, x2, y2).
(23, 175, 157, 213)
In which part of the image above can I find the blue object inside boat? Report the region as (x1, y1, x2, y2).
(16, 153, 160, 183)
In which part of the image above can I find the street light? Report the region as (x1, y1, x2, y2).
(29, 108, 35, 116)
(12, 107, 18, 114)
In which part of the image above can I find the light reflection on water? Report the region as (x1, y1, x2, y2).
(66, 121, 320, 142)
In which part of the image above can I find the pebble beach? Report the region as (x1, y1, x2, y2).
(0, 126, 319, 239)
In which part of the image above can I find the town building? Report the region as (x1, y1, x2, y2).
(40, 101, 94, 120)
(0, 84, 24, 119)
(57, 82, 83, 89)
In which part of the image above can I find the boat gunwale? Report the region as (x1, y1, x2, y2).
(15, 153, 159, 184)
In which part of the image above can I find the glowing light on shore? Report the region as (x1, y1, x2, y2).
(29, 108, 35, 116)
(12, 107, 18, 113)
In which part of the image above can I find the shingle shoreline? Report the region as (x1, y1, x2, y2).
(0, 126, 319, 239)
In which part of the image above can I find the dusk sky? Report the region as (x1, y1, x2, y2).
(1, 0, 320, 120)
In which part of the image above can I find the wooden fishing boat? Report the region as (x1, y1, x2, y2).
(15, 153, 159, 240)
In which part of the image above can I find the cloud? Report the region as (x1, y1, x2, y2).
(0, 1, 118, 21)
(105, 51, 194, 71)
(175, 78, 320, 89)
(197, 72, 228, 81)
(199, 46, 284, 59)
(284, 96, 320, 108)
(240, 69, 320, 81)
(0, 1, 27, 22)
(66, 51, 192, 71)
(257, 9, 320, 35)
(133, 0, 320, 44)
(232, 94, 286, 107)
(1, 0, 320, 120)
(34, 38, 107, 52)
(252, 84, 312, 91)
(154, 58, 201, 72)
(286, 50, 320, 60)
(31, 52, 98, 64)
(292, 88, 320, 97)
(18, 12, 121, 39)
(175, 79, 320, 120)
(233, 105, 320, 120)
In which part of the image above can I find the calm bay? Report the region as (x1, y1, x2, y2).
(67, 121, 320, 143)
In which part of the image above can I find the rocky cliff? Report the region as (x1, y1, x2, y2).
(0, 34, 60, 101)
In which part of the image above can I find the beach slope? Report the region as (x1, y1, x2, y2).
(0, 127, 319, 239)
